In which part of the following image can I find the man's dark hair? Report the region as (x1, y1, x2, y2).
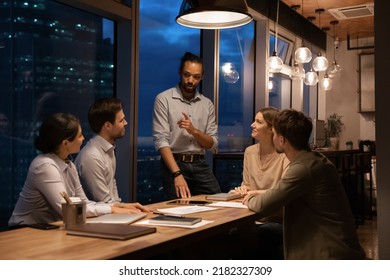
(273, 109, 313, 151)
(88, 98, 124, 134)
(179, 52, 203, 72)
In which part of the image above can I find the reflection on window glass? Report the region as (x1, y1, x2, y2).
(137, 0, 200, 204)
(269, 34, 291, 65)
(218, 23, 255, 153)
(269, 73, 291, 109)
(268, 33, 292, 110)
(0, 0, 114, 230)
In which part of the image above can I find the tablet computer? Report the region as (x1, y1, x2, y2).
(167, 199, 209, 205)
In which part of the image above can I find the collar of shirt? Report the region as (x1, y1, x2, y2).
(94, 134, 115, 154)
(46, 153, 72, 172)
(174, 84, 201, 103)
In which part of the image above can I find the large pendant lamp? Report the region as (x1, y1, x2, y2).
(312, 9, 328, 72)
(267, 0, 283, 73)
(176, 0, 253, 29)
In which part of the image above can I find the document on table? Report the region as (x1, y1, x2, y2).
(208, 201, 248, 209)
(156, 205, 219, 215)
(136, 219, 214, 229)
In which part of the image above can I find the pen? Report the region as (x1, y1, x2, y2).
(60, 191, 72, 204)
(153, 211, 184, 218)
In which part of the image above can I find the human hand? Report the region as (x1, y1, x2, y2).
(123, 202, 152, 213)
(242, 190, 266, 205)
(111, 205, 142, 214)
(112, 202, 152, 213)
(174, 175, 192, 198)
(242, 193, 256, 206)
(177, 112, 196, 135)
(230, 186, 249, 195)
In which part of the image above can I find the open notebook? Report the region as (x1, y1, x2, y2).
(86, 213, 147, 224)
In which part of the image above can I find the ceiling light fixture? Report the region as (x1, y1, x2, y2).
(267, 0, 283, 73)
(176, 0, 253, 29)
(304, 67, 319, 86)
(294, 0, 312, 64)
(290, 61, 305, 80)
(312, 9, 329, 72)
(328, 20, 342, 77)
(319, 73, 333, 90)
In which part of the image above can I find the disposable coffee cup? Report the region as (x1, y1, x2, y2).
(61, 201, 86, 229)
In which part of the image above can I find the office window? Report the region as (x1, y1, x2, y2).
(269, 34, 291, 65)
(218, 23, 255, 152)
(268, 34, 292, 109)
(137, 0, 200, 204)
(0, 0, 114, 230)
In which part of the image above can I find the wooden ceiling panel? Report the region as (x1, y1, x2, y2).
(281, 0, 374, 41)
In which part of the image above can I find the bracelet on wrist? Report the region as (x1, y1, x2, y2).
(172, 170, 182, 178)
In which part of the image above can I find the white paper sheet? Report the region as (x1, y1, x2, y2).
(208, 201, 248, 209)
(136, 219, 214, 229)
(156, 205, 219, 215)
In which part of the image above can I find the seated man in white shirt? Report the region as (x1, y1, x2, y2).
(75, 98, 128, 203)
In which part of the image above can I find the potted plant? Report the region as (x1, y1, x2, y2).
(325, 113, 344, 149)
(345, 140, 353, 150)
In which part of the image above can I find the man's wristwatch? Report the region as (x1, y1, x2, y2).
(172, 170, 182, 178)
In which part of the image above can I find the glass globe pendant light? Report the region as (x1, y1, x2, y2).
(294, 1, 312, 64)
(312, 9, 328, 72)
(328, 20, 342, 77)
(312, 52, 329, 72)
(222, 62, 240, 83)
(328, 60, 342, 78)
(290, 61, 305, 80)
(304, 67, 318, 86)
(267, 52, 283, 73)
(267, 0, 283, 73)
(319, 73, 333, 90)
(295, 45, 312, 64)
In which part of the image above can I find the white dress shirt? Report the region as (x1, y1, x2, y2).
(152, 84, 218, 154)
(75, 135, 121, 203)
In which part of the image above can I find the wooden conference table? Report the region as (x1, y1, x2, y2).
(0, 195, 257, 260)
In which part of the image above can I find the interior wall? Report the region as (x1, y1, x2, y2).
(325, 35, 375, 150)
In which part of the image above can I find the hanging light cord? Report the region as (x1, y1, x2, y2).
(333, 22, 336, 59)
(274, 0, 280, 53)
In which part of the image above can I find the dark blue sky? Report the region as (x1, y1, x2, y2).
(137, 0, 200, 137)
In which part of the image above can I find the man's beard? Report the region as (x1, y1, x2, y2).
(182, 83, 196, 94)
